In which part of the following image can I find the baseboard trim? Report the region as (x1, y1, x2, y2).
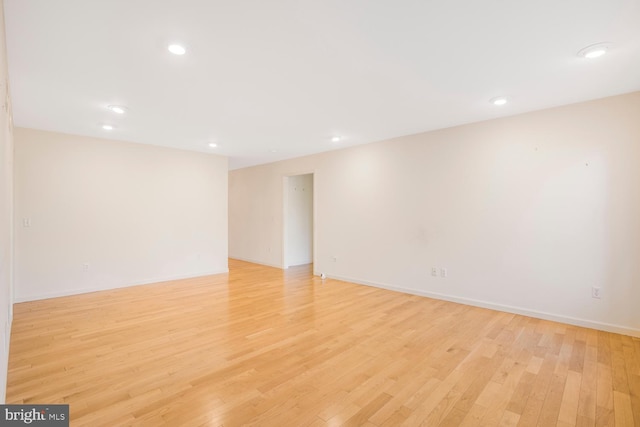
(327, 274, 640, 338)
(14, 269, 230, 303)
(229, 256, 283, 269)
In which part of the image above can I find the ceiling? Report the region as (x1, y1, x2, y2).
(5, 1, 640, 170)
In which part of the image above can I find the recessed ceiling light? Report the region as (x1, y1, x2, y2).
(102, 124, 114, 130)
(208, 142, 217, 148)
(331, 136, 341, 142)
(107, 105, 126, 114)
(270, 149, 278, 153)
(168, 44, 186, 55)
(490, 97, 508, 106)
(578, 43, 610, 59)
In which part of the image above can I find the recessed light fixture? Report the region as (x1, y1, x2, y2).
(270, 149, 278, 153)
(331, 136, 341, 142)
(168, 44, 186, 55)
(102, 124, 114, 131)
(106, 105, 126, 114)
(578, 43, 610, 59)
(208, 142, 218, 148)
(490, 97, 508, 106)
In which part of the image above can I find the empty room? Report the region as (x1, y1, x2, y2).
(1, 1, 639, 426)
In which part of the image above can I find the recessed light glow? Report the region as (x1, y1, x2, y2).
(585, 49, 606, 58)
(107, 105, 126, 114)
(208, 142, 217, 148)
(102, 125, 114, 130)
(270, 149, 278, 153)
(168, 44, 186, 55)
(578, 43, 610, 59)
(491, 97, 508, 106)
(331, 136, 341, 142)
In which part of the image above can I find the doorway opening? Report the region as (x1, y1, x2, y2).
(283, 173, 314, 269)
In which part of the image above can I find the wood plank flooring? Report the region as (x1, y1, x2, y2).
(6, 259, 640, 426)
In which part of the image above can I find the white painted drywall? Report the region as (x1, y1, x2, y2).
(285, 174, 313, 267)
(0, 0, 13, 402)
(14, 128, 228, 301)
(229, 92, 640, 336)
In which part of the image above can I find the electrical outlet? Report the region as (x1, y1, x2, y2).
(592, 287, 601, 299)
(332, 256, 337, 262)
(83, 262, 90, 271)
(23, 218, 31, 227)
(431, 267, 438, 277)
(440, 268, 448, 278)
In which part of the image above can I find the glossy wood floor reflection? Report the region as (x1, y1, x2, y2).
(7, 260, 640, 426)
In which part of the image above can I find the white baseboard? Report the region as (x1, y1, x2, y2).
(14, 269, 230, 303)
(328, 274, 640, 338)
(229, 256, 283, 269)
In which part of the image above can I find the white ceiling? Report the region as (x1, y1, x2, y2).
(5, 1, 640, 170)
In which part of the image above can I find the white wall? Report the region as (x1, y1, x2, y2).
(229, 92, 640, 337)
(0, 0, 13, 402)
(285, 174, 313, 267)
(14, 128, 228, 301)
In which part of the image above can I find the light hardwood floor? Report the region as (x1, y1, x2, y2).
(7, 259, 640, 426)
